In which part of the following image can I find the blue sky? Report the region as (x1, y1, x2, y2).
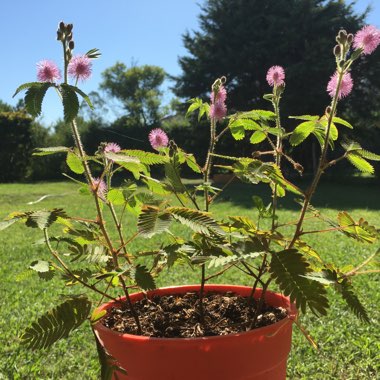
(0, 0, 378, 126)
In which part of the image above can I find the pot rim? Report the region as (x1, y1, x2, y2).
(93, 284, 297, 343)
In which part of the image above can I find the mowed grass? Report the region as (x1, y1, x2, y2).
(0, 180, 379, 379)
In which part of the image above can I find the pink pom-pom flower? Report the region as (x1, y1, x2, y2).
(353, 25, 380, 55)
(209, 84, 227, 121)
(68, 55, 92, 82)
(91, 177, 107, 200)
(149, 128, 169, 150)
(209, 101, 227, 121)
(266, 66, 285, 87)
(104, 142, 121, 153)
(327, 71, 353, 99)
(37, 60, 61, 83)
(210, 85, 227, 104)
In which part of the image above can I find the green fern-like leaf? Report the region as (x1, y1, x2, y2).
(66, 151, 85, 174)
(337, 279, 370, 323)
(164, 160, 186, 193)
(137, 205, 171, 237)
(61, 269, 92, 285)
(85, 246, 109, 264)
(121, 149, 168, 165)
(184, 153, 202, 173)
(208, 251, 263, 269)
(104, 152, 140, 164)
(250, 131, 267, 144)
(20, 296, 92, 349)
(186, 98, 210, 121)
(229, 121, 245, 140)
(24, 209, 67, 230)
(71, 86, 94, 109)
(269, 249, 329, 315)
(266, 164, 304, 196)
(228, 118, 263, 141)
(132, 264, 156, 290)
(289, 115, 319, 121)
(289, 121, 316, 146)
(13, 82, 41, 98)
(337, 211, 378, 243)
(167, 207, 225, 237)
(85, 48, 102, 59)
(29, 260, 55, 280)
(33, 146, 70, 156)
(332, 116, 353, 129)
(232, 109, 275, 121)
(228, 216, 256, 231)
(358, 149, 380, 161)
(346, 153, 374, 173)
(60, 84, 79, 123)
(25, 83, 53, 117)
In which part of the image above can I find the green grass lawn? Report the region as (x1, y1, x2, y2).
(0, 180, 379, 379)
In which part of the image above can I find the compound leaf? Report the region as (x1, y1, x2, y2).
(20, 296, 92, 349)
(269, 249, 329, 315)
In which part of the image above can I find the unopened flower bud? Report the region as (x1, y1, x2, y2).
(333, 44, 341, 57)
(276, 83, 286, 95)
(57, 30, 63, 41)
(347, 33, 353, 44)
(338, 30, 347, 43)
(67, 23, 73, 32)
(67, 32, 72, 41)
(168, 140, 177, 157)
(252, 151, 261, 158)
(69, 40, 75, 50)
(59, 21, 65, 31)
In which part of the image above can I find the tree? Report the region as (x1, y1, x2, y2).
(0, 111, 34, 182)
(174, 0, 380, 172)
(100, 63, 166, 127)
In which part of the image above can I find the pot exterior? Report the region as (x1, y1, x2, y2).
(93, 285, 296, 380)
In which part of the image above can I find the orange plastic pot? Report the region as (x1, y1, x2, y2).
(93, 284, 297, 380)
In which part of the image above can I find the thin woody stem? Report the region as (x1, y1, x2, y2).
(289, 69, 345, 249)
(108, 203, 132, 264)
(300, 224, 356, 235)
(59, 37, 141, 332)
(341, 250, 380, 279)
(271, 92, 283, 231)
(44, 229, 116, 301)
(199, 117, 217, 322)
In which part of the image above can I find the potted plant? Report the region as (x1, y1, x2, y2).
(2, 22, 380, 380)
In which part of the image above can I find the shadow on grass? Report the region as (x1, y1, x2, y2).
(216, 176, 380, 210)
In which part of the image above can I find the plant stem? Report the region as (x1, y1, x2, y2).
(108, 203, 132, 264)
(204, 264, 234, 282)
(300, 224, 355, 235)
(341, 249, 380, 279)
(250, 278, 271, 329)
(60, 38, 141, 332)
(43, 229, 116, 301)
(271, 94, 283, 231)
(289, 69, 345, 249)
(203, 118, 217, 212)
(70, 119, 142, 334)
(209, 174, 236, 204)
(198, 117, 218, 322)
(247, 258, 266, 306)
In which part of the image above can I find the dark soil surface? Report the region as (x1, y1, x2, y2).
(101, 291, 288, 338)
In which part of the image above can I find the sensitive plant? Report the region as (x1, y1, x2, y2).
(2, 21, 380, 377)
